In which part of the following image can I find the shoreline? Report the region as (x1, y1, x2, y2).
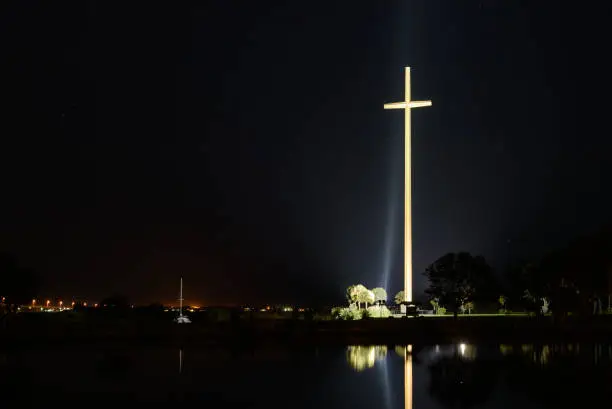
(3, 314, 612, 347)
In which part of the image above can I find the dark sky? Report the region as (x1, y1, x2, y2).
(1, 1, 611, 305)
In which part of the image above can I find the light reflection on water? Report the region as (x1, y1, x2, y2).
(344, 343, 612, 409)
(346, 345, 388, 371)
(0, 344, 611, 406)
(346, 344, 478, 409)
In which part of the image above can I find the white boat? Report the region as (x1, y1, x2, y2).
(174, 277, 191, 324)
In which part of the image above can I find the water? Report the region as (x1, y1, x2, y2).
(1, 344, 611, 407)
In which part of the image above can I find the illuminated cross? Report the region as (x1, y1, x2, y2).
(384, 67, 432, 304)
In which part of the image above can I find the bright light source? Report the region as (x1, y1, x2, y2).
(383, 67, 432, 304)
(459, 343, 467, 355)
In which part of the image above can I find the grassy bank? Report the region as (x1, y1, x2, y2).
(2, 311, 612, 347)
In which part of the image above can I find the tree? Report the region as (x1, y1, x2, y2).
(506, 261, 548, 313)
(430, 297, 440, 314)
(346, 284, 371, 309)
(508, 228, 612, 316)
(346, 285, 358, 307)
(371, 287, 387, 305)
(357, 288, 375, 308)
(424, 252, 493, 318)
(394, 290, 405, 305)
(498, 295, 508, 313)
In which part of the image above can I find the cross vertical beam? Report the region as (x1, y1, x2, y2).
(384, 67, 431, 304)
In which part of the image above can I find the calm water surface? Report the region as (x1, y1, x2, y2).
(1, 343, 611, 407)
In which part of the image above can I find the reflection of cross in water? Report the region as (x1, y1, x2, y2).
(404, 345, 412, 409)
(179, 348, 183, 374)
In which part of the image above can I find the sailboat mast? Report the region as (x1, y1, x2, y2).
(179, 277, 183, 316)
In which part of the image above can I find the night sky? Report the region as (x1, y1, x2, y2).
(2, 1, 611, 305)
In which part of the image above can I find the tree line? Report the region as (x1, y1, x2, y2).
(342, 228, 612, 317)
(430, 229, 612, 316)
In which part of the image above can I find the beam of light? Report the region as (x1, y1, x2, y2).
(380, 191, 398, 291)
(377, 351, 393, 409)
(380, 133, 401, 292)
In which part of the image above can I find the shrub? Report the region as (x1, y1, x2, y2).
(437, 307, 447, 315)
(367, 305, 391, 318)
(332, 306, 362, 320)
